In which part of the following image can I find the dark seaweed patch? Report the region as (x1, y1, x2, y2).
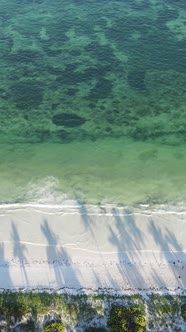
(49, 62, 113, 90)
(55, 129, 72, 142)
(88, 78, 113, 101)
(16, 0, 45, 3)
(11, 81, 44, 109)
(127, 23, 186, 72)
(84, 42, 116, 64)
(54, 66, 90, 86)
(7, 50, 42, 64)
(66, 88, 78, 96)
(69, 50, 82, 56)
(156, 8, 178, 25)
(106, 17, 152, 49)
(128, 69, 146, 90)
(65, 63, 79, 72)
(42, 48, 63, 57)
(46, 19, 71, 42)
(52, 113, 86, 127)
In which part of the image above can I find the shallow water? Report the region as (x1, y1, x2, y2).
(1, 138, 186, 204)
(0, 0, 186, 204)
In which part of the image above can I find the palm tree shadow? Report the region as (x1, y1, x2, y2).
(41, 218, 81, 289)
(0, 243, 12, 288)
(79, 205, 120, 289)
(149, 219, 186, 291)
(11, 221, 29, 286)
(108, 208, 148, 291)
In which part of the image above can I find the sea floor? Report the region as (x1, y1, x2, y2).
(1, 137, 186, 205)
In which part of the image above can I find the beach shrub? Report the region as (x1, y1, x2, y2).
(43, 321, 65, 332)
(0, 292, 65, 318)
(0, 292, 29, 320)
(25, 292, 66, 314)
(149, 295, 179, 317)
(14, 320, 35, 332)
(84, 328, 108, 332)
(181, 303, 186, 320)
(108, 305, 146, 332)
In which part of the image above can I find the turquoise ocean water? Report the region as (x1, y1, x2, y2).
(0, 0, 186, 205)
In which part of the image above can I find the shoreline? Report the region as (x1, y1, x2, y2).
(2, 200, 186, 212)
(0, 202, 185, 294)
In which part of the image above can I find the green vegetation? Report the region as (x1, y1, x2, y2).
(181, 303, 186, 320)
(108, 305, 146, 332)
(44, 322, 65, 332)
(149, 294, 179, 317)
(0, 292, 185, 331)
(0, 291, 66, 318)
(84, 328, 108, 332)
(0, 292, 28, 321)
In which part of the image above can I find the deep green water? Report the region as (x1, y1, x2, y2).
(0, 0, 186, 204)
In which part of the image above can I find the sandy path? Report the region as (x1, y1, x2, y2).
(0, 204, 186, 293)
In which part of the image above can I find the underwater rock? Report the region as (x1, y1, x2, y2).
(52, 113, 86, 127)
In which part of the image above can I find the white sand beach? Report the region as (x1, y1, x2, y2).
(0, 203, 186, 294)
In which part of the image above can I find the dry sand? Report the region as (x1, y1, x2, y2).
(0, 203, 186, 294)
